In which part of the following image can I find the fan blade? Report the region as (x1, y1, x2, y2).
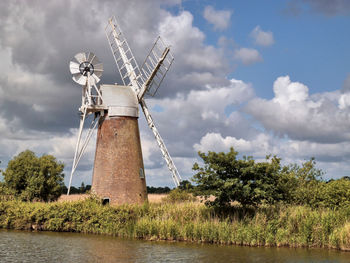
(90, 56, 100, 66)
(74, 74, 87, 85)
(69, 61, 80, 74)
(87, 52, 96, 64)
(75, 53, 87, 64)
(94, 63, 103, 71)
(93, 63, 103, 77)
(90, 74, 100, 84)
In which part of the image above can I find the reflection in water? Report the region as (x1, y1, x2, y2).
(0, 230, 350, 263)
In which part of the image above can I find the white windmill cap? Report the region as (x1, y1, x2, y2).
(100, 84, 139, 117)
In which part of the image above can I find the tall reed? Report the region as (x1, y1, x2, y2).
(1, 198, 350, 251)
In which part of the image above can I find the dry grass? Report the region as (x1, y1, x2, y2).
(57, 194, 89, 202)
(147, 194, 168, 203)
(58, 193, 168, 203)
(57, 193, 215, 204)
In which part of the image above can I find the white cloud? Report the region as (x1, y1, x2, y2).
(203, 6, 232, 31)
(338, 93, 350, 109)
(194, 132, 272, 156)
(245, 75, 350, 143)
(137, 78, 257, 182)
(193, 130, 350, 180)
(158, 10, 232, 93)
(250, 26, 275, 47)
(234, 48, 263, 65)
(273, 75, 309, 104)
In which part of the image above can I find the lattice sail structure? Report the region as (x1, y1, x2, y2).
(105, 16, 144, 93)
(105, 16, 181, 187)
(140, 36, 174, 97)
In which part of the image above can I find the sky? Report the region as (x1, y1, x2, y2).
(0, 0, 350, 187)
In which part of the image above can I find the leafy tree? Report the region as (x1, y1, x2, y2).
(284, 158, 324, 206)
(3, 150, 65, 202)
(192, 148, 283, 207)
(79, 182, 85, 193)
(178, 180, 194, 191)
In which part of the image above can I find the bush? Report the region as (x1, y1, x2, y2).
(0, 182, 15, 201)
(162, 189, 197, 203)
(317, 179, 350, 208)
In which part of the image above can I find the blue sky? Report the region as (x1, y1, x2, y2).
(175, 0, 350, 99)
(0, 0, 350, 187)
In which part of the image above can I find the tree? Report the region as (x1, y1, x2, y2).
(3, 150, 65, 201)
(283, 158, 324, 206)
(79, 182, 85, 193)
(192, 148, 283, 207)
(178, 180, 194, 191)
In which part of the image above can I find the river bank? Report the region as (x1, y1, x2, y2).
(1, 197, 350, 251)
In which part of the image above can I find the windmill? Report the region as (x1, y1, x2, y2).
(67, 16, 181, 204)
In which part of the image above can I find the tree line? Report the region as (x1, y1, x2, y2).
(1, 148, 350, 208)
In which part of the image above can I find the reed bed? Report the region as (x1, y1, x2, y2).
(1, 198, 350, 251)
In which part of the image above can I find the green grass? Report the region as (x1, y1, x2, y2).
(1, 197, 350, 251)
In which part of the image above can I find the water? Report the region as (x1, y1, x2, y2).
(0, 230, 350, 263)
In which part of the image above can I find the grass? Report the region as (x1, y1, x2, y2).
(1, 197, 350, 251)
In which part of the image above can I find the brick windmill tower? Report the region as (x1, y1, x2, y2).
(67, 17, 181, 204)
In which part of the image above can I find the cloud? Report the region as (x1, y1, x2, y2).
(233, 48, 263, 65)
(158, 11, 231, 93)
(143, 78, 256, 154)
(342, 73, 350, 92)
(194, 132, 272, 156)
(245, 75, 350, 143)
(193, 130, 350, 180)
(250, 26, 275, 47)
(136, 78, 258, 183)
(203, 6, 232, 31)
(285, 0, 350, 16)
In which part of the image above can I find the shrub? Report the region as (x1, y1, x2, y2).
(162, 188, 196, 203)
(3, 150, 64, 202)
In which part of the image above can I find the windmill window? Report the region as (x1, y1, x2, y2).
(139, 168, 145, 179)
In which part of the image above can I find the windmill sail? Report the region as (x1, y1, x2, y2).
(105, 16, 144, 93)
(105, 16, 181, 187)
(139, 36, 174, 98)
(140, 99, 181, 186)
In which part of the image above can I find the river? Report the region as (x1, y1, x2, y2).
(0, 230, 350, 262)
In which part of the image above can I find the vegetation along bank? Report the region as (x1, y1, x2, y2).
(1, 198, 350, 251)
(1, 148, 350, 251)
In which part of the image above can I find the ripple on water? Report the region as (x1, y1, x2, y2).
(0, 230, 350, 263)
